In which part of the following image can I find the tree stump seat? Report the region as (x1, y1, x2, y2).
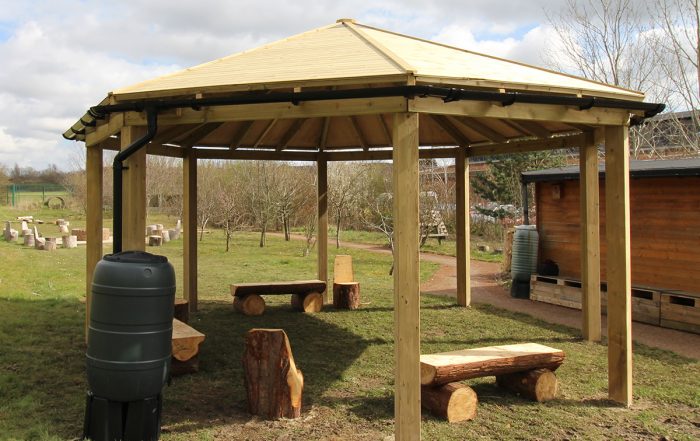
(420, 343, 565, 422)
(171, 318, 205, 376)
(230, 280, 326, 316)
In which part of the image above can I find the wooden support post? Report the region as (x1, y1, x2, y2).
(183, 149, 198, 312)
(317, 159, 328, 302)
(120, 126, 147, 251)
(85, 145, 103, 341)
(604, 125, 632, 406)
(580, 130, 602, 342)
(392, 112, 421, 441)
(455, 147, 470, 307)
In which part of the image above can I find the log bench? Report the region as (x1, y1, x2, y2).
(420, 343, 565, 422)
(231, 280, 326, 316)
(171, 318, 206, 376)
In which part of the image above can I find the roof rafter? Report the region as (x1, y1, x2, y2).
(254, 119, 278, 148)
(178, 122, 224, 148)
(430, 114, 472, 146)
(278, 118, 307, 151)
(448, 115, 507, 143)
(349, 116, 368, 150)
(229, 120, 255, 149)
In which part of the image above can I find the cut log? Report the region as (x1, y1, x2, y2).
(71, 228, 87, 241)
(23, 233, 35, 247)
(44, 238, 57, 251)
(174, 298, 189, 323)
(161, 230, 170, 243)
(172, 318, 205, 363)
(496, 368, 558, 402)
(234, 294, 266, 316)
(291, 292, 324, 313)
(62, 235, 78, 249)
(231, 280, 326, 297)
(243, 329, 303, 420)
(333, 282, 361, 309)
(421, 382, 478, 423)
(59, 224, 69, 234)
(102, 228, 111, 241)
(420, 343, 565, 386)
(148, 235, 163, 246)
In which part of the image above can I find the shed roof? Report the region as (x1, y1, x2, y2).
(521, 158, 700, 183)
(111, 19, 644, 101)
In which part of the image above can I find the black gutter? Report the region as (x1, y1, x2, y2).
(70, 85, 664, 134)
(112, 106, 158, 253)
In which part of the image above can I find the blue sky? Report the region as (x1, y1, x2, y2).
(0, 0, 570, 170)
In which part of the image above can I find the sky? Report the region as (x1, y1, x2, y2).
(0, 0, 577, 170)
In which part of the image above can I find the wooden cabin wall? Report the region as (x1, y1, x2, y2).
(536, 176, 700, 294)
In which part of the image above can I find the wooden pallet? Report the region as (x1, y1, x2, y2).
(660, 291, 700, 334)
(530, 275, 660, 326)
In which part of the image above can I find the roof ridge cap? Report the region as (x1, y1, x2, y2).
(343, 21, 415, 75)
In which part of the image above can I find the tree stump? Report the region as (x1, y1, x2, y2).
(421, 382, 478, 423)
(24, 233, 35, 247)
(496, 368, 558, 402)
(148, 235, 163, 246)
(161, 230, 170, 243)
(44, 238, 57, 251)
(168, 228, 180, 240)
(243, 329, 303, 420)
(59, 225, 69, 234)
(291, 292, 323, 313)
(234, 294, 266, 316)
(102, 228, 111, 241)
(333, 282, 361, 309)
(62, 235, 78, 249)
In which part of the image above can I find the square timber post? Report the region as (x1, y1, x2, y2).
(85, 144, 103, 341)
(604, 125, 633, 405)
(392, 112, 421, 440)
(183, 148, 198, 312)
(120, 126, 147, 252)
(317, 158, 329, 302)
(580, 130, 602, 342)
(455, 146, 470, 307)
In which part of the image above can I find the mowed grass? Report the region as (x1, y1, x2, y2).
(0, 206, 699, 440)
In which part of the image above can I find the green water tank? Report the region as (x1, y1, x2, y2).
(511, 225, 539, 283)
(86, 251, 175, 402)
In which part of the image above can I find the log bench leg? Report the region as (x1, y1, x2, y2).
(421, 382, 478, 423)
(333, 282, 361, 309)
(171, 355, 199, 376)
(234, 294, 266, 316)
(291, 291, 323, 313)
(496, 368, 558, 402)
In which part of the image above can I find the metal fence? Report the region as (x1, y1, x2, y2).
(2, 183, 69, 207)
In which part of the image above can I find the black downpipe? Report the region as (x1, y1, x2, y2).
(112, 107, 158, 254)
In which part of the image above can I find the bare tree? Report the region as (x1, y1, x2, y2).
(197, 161, 219, 241)
(328, 161, 363, 248)
(243, 161, 280, 247)
(546, 0, 656, 92)
(213, 166, 245, 252)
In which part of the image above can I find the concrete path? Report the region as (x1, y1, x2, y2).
(334, 238, 700, 360)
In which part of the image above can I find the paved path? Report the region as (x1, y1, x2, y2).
(334, 238, 700, 360)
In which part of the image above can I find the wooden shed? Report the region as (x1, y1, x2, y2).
(523, 159, 700, 332)
(64, 19, 663, 440)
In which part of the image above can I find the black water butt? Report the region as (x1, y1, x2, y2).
(83, 251, 175, 441)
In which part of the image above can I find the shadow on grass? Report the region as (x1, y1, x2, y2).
(161, 300, 371, 434)
(0, 296, 372, 438)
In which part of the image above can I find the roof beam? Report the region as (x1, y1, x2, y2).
(85, 113, 124, 147)
(377, 114, 392, 146)
(349, 116, 368, 150)
(318, 117, 331, 151)
(278, 118, 307, 151)
(409, 96, 632, 126)
(448, 115, 507, 143)
(150, 124, 201, 146)
(177, 122, 224, 148)
(229, 120, 255, 149)
(195, 148, 317, 162)
(124, 97, 408, 126)
(467, 134, 584, 157)
(431, 114, 471, 146)
(504, 119, 552, 139)
(253, 119, 278, 148)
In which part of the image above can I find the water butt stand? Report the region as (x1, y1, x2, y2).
(83, 251, 175, 441)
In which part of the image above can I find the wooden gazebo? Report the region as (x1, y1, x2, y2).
(65, 19, 663, 440)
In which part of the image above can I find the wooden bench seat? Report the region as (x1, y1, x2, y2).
(171, 318, 205, 376)
(420, 343, 565, 422)
(231, 280, 326, 315)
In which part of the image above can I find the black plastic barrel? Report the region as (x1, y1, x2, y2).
(86, 251, 175, 402)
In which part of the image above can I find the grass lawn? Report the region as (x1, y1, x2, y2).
(328, 228, 504, 263)
(0, 206, 698, 440)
